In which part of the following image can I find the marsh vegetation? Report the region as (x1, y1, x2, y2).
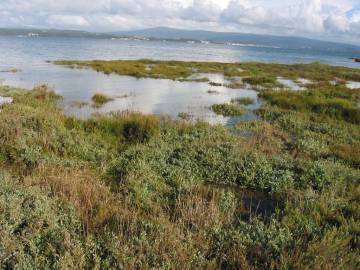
(212, 103, 248, 116)
(54, 59, 360, 89)
(1, 60, 360, 269)
(231, 97, 256, 105)
(91, 93, 114, 107)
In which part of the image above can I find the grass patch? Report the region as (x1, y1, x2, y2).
(178, 112, 192, 120)
(0, 68, 21, 73)
(91, 93, 114, 107)
(231, 97, 256, 105)
(207, 89, 220, 94)
(212, 103, 248, 116)
(242, 76, 280, 88)
(259, 84, 360, 124)
(209, 82, 223, 87)
(70, 101, 88, 108)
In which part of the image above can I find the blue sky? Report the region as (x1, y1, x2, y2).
(1, 0, 360, 44)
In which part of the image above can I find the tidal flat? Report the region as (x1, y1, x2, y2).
(0, 60, 360, 269)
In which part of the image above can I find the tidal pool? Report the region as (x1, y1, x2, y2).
(0, 64, 260, 126)
(277, 77, 306, 90)
(347, 81, 360, 89)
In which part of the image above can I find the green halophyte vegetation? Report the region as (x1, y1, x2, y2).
(209, 81, 223, 87)
(0, 68, 21, 73)
(91, 93, 114, 107)
(70, 101, 88, 108)
(212, 103, 248, 116)
(231, 97, 256, 105)
(207, 89, 220, 94)
(260, 83, 360, 124)
(178, 111, 192, 120)
(54, 59, 360, 88)
(0, 70, 359, 269)
(242, 75, 281, 88)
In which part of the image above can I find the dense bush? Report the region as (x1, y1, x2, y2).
(0, 172, 86, 269)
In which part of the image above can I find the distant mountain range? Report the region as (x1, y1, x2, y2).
(1, 27, 360, 54)
(115, 27, 360, 52)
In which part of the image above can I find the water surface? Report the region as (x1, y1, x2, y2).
(0, 36, 358, 125)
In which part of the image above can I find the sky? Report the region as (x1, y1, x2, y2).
(1, 0, 360, 44)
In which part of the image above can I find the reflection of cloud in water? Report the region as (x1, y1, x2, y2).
(277, 77, 306, 91)
(347, 81, 360, 89)
(2, 62, 260, 125)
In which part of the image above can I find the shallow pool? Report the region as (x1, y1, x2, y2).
(0, 65, 260, 126)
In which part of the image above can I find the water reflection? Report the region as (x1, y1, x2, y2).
(277, 77, 306, 91)
(0, 64, 260, 125)
(347, 81, 360, 89)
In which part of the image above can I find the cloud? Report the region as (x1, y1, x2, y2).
(181, 0, 221, 22)
(324, 15, 349, 33)
(47, 15, 89, 27)
(0, 0, 360, 44)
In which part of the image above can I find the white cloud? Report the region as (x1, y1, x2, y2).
(0, 0, 359, 44)
(324, 15, 349, 33)
(181, 0, 221, 22)
(47, 15, 89, 27)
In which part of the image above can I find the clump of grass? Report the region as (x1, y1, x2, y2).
(207, 90, 220, 94)
(231, 97, 256, 105)
(0, 68, 21, 73)
(211, 103, 248, 117)
(187, 77, 210, 83)
(91, 93, 114, 107)
(209, 82, 223, 87)
(116, 94, 130, 98)
(225, 82, 245, 89)
(70, 101, 88, 108)
(178, 112, 192, 120)
(122, 113, 160, 143)
(242, 76, 279, 88)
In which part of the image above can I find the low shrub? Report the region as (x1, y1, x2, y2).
(0, 172, 86, 269)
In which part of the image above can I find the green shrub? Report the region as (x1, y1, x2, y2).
(208, 219, 292, 268)
(122, 114, 160, 143)
(0, 172, 86, 269)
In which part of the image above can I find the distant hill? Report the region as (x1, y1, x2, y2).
(1, 27, 360, 54)
(115, 27, 360, 53)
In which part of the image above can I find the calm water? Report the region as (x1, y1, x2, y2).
(0, 36, 358, 125)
